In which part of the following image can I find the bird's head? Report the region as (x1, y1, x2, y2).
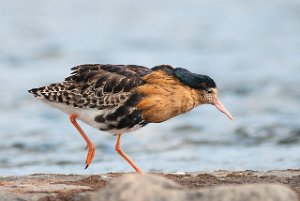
(174, 68, 234, 120)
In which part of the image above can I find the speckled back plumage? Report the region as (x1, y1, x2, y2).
(29, 64, 152, 133)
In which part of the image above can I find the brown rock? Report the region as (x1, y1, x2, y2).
(0, 174, 101, 201)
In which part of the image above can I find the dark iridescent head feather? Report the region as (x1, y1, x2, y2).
(173, 68, 216, 90)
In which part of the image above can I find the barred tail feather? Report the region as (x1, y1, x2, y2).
(28, 87, 46, 98)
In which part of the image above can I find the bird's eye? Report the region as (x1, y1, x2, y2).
(207, 89, 212, 94)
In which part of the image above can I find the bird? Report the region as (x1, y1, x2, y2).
(28, 64, 234, 173)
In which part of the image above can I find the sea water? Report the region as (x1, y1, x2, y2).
(0, 0, 299, 175)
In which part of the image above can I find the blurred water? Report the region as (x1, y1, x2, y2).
(0, 0, 300, 175)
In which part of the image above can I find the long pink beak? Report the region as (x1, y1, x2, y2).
(214, 97, 234, 120)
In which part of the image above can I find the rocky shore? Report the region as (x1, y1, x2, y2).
(0, 169, 299, 201)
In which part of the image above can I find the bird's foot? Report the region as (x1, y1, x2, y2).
(84, 143, 96, 169)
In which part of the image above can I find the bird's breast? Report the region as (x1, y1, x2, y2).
(136, 71, 200, 123)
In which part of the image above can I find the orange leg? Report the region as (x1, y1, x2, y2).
(69, 114, 95, 169)
(115, 134, 143, 173)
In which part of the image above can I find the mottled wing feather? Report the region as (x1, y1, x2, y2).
(65, 64, 150, 102)
(29, 64, 152, 110)
(67, 64, 151, 82)
(64, 64, 151, 131)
